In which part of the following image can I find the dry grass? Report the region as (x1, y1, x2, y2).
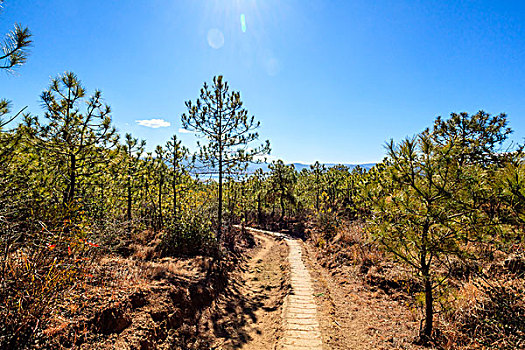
(16, 227, 255, 349)
(309, 219, 525, 349)
(0, 224, 97, 349)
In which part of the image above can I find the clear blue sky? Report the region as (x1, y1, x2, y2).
(1, 0, 524, 164)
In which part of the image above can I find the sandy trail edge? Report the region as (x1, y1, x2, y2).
(240, 227, 323, 350)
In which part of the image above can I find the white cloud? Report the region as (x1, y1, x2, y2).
(136, 118, 171, 128)
(178, 128, 193, 134)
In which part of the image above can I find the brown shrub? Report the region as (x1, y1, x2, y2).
(0, 221, 95, 349)
(441, 279, 525, 349)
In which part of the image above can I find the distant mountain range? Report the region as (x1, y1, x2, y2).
(246, 162, 377, 174)
(190, 160, 377, 179)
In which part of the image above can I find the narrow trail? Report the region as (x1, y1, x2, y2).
(238, 226, 425, 350)
(281, 238, 323, 350)
(233, 229, 288, 350)
(241, 227, 323, 350)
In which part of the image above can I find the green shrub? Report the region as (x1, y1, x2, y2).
(160, 212, 216, 257)
(316, 207, 339, 238)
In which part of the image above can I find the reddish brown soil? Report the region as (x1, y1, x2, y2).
(33, 225, 473, 350)
(303, 242, 431, 350)
(36, 230, 290, 350)
(201, 232, 290, 350)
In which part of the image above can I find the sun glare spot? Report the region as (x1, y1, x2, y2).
(240, 13, 247, 32)
(265, 57, 280, 76)
(207, 28, 224, 49)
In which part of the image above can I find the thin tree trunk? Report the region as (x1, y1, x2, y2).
(172, 150, 179, 222)
(423, 274, 433, 341)
(217, 105, 223, 241)
(257, 194, 262, 225)
(420, 222, 433, 343)
(127, 173, 132, 222)
(278, 170, 285, 217)
(242, 181, 247, 222)
(145, 179, 152, 229)
(158, 173, 164, 229)
(218, 144, 223, 241)
(172, 173, 177, 221)
(315, 173, 320, 212)
(280, 192, 285, 217)
(68, 153, 76, 210)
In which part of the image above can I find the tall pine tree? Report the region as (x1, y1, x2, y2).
(182, 75, 269, 240)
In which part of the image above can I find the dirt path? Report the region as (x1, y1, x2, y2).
(280, 238, 323, 350)
(210, 229, 289, 350)
(241, 227, 323, 350)
(241, 227, 426, 350)
(239, 232, 287, 350)
(302, 243, 426, 350)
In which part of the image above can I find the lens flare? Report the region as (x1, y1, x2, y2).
(207, 28, 224, 49)
(240, 13, 247, 33)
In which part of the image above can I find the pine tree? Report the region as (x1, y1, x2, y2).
(370, 111, 513, 342)
(181, 75, 270, 240)
(28, 72, 118, 221)
(310, 161, 325, 213)
(165, 134, 189, 221)
(1, 0, 32, 160)
(121, 133, 146, 224)
(154, 145, 167, 230)
(0, 0, 32, 72)
(268, 160, 296, 218)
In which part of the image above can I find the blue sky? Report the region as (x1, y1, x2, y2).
(1, 0, 524, 164)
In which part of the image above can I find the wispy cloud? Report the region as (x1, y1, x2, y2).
(178, 128, 193, 134)
(136, 118, 171, 128)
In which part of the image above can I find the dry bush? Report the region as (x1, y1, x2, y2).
(89, 217, 142, 257)
(315, 208, 339, 238)
(0, 219, 96, 349)
(131, 243, 158, 260)
(313, 220, 384, 269)
(440, 278, 525, 349)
